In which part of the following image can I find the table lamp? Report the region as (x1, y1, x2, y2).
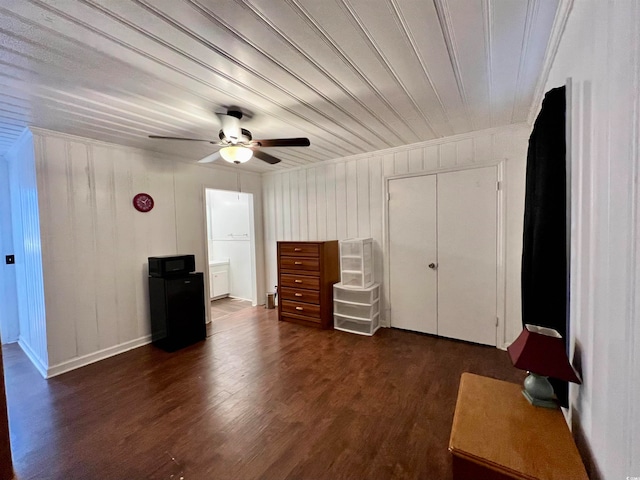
(507, 324, 582, 408)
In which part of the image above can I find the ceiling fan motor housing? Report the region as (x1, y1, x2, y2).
(219, 128, 252, 144)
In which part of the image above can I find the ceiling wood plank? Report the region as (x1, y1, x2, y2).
(0, 0, 561, 170)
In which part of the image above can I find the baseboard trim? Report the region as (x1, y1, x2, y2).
(17, 338, 48, 379)
(46, 335, 152, 378)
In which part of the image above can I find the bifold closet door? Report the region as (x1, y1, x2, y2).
(388, 175, 438, 334)
(388, 166, 497, 345)
(437, 167, 497, 346)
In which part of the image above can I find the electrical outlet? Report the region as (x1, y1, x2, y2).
(6, 255, 14, 265)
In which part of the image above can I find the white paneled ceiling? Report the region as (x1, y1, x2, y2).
(0, 0, 562, 172)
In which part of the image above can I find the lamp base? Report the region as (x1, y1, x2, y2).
(521, 390, 558, 408)
(522, 372, 558, 408)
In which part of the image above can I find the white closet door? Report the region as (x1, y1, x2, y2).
(437, 167, 497, 346)
(388, 175, 438, 334)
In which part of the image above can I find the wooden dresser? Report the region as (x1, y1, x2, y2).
(277, 241, 340, 329)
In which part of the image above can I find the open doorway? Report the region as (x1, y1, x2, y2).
(204, 189, 257, 329)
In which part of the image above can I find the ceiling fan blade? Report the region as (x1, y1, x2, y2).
(149, 135, 215, 142)
(198, 152, 221, 164)
(252, 150, 281, 165)
(252, 137, 310, 147)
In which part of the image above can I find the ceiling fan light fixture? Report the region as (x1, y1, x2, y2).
(220, 146, 253, 164)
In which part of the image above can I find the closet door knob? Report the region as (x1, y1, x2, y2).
(428, 263, 437, 269)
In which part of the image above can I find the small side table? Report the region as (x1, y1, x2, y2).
(449, 373, 588, 480)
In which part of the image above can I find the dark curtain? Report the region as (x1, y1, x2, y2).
(521, 86, 568, 407)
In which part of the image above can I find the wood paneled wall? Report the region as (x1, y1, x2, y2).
(544, 2, 640, 477)
(263, 124, 530, 346)
(5, 130, 49, 376)
(31, 129, 264, 376)
(0, 157, 19, 345)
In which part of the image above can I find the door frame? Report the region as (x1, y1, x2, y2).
(382, 161, 507, 348)
(202, 187, 259, 325)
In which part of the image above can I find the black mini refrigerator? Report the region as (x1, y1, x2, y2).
(148, 271, 206, 352)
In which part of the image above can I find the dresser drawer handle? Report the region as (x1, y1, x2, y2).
(294, 248, 302, 252)
(294, 261, 302, 265)
(296, 306, 304, 311)
(294, 293, 303, 297)
(294, 280, 303, 283)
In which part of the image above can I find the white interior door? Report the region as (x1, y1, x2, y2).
(437, 167, 497, 346)
(388, 175, 438, 334)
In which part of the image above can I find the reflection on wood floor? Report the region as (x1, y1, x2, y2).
(211, 296, 253, 320)
(207, 296, 255, 337)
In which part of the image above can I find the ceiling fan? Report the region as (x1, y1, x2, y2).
(148, 109, 310, 165)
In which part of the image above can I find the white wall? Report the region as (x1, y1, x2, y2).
(263, 124, 530, 346)
(206, 189, 253, 301)
(0, 156, 19, 344)
(5, 130, 48, 376)
(543, 2, 640, 478)
(31, 128, 265, 377)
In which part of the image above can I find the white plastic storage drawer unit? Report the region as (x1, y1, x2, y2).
(339, 238, 374, 289)
(333, 282, 380, 336)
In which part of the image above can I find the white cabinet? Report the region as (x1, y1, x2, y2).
(209, 260, 230, 299)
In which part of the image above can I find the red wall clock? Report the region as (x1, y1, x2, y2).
(133, 193, 154, 212)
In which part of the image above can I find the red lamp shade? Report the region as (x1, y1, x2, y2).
(507, 325, 582, 384)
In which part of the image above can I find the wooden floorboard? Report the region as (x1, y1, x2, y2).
(2, 308, 523, 480)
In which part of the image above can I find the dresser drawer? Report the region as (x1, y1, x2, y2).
(280, 243, 319, 257)
(279, 257, 320, 273)
(280, 300, 321, 319)
(280, 287, 320, 304)
(279, 274, 320, 290)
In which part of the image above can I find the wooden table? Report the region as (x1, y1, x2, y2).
(449, 373, 588, 480)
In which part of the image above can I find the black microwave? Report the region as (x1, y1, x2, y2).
(148, 254, 196, 277)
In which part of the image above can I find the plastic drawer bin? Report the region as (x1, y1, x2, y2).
(334, 299, 379, 319)
(341, 257, 363, 271)
(339, 238, 374, 289)
(333, 283, 379, 304)
(334, 313, 380, 336)
(340, 238, 373, 257)
(341, 270, 374, 289)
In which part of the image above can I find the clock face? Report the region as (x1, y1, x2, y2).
(133, 193, 154, 212)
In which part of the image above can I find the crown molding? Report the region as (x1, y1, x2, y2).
(262, 122, 530, 177)
(5, 127, 33, 158)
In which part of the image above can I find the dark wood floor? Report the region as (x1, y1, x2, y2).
(207, 297, 255, 337)
(210, 297, 253, 321)
(3, 308, 523, 480)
